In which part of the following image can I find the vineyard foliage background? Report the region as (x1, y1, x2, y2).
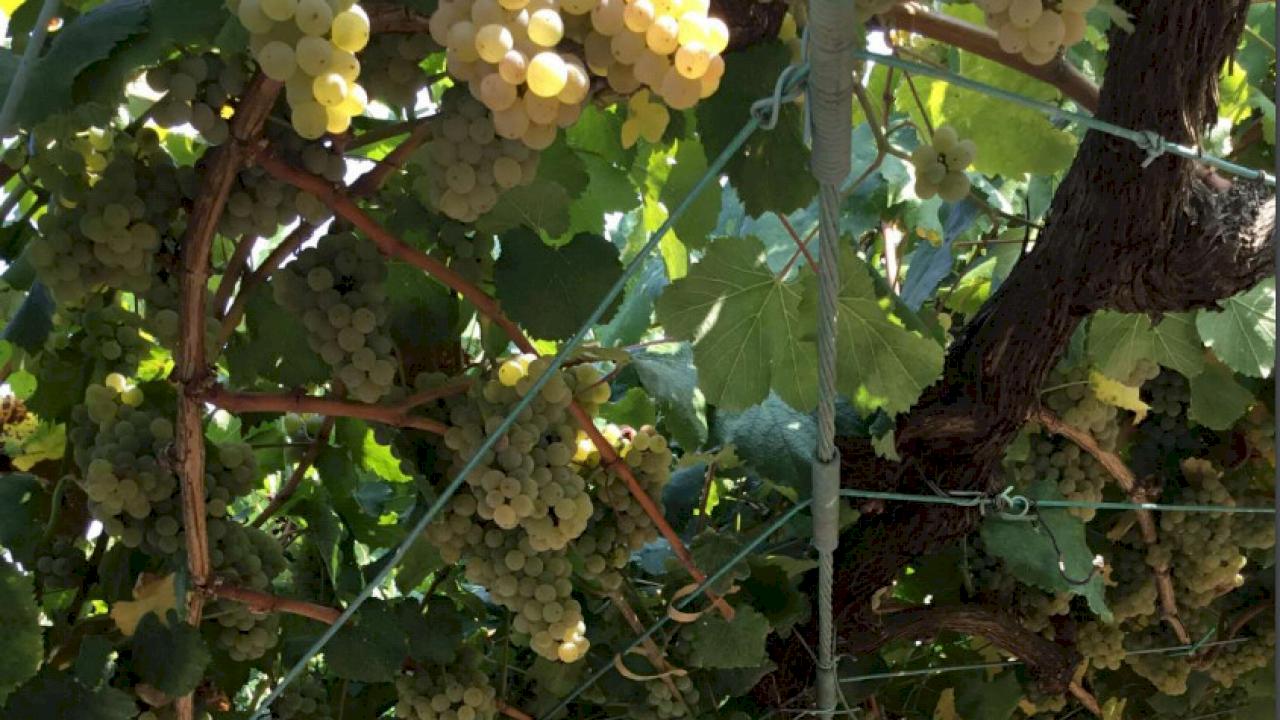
(0, 0, 1274, 719)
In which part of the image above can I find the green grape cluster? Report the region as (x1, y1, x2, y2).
(1204, 630, 1275, 688)
(1126, 631, 1193, 695)
(1015, 589, 1071, 634)
(27, 130, 196, 305)
(360, 33, 437, 108)
(21, 120, 117, 202)
(271, 232, 397, 402)
(436, 221, 497, 283)
(76, 296, 150, 374)
(139, 264, 221, 358)
(1076, 620, 1125, 670)
(1159, 459, 1248, 608)
(146, 52, 251, 145)
(1104, 541, 1158, 623)
(574, 504, 632, 591)
(1010, 435, 1107, 521)
(34, 535, 90, 591)
(587, 425, 670, 551)
(208, 519, 287, 661)
(410, 90, 540, 222)
(219, 136, 339, 238)
(637, 676, 699, 719)
(1131, 370, 1205, 479)
(229, 0, 371, 139)
(394, 668, 498, 720)
(273, 675, 333, 719)
(976, 0, 1094, 66)
(910, 126, 976, 202)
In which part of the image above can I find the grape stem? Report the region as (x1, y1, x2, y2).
(212, 233, 259, 316)
(607, 590, 692, 713)
(349, 119, 433, 197)
(215, 221, 319, 350)
(252, 148, 737, 621)
(250, 415, 336, 528)
(204, 388, 449, 435)
(1033, 407, 1192, 645)
(171, 70, 282, 720)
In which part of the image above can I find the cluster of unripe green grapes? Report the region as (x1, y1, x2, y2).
(230, 0, 371, 139)
(1103, 541, 1158, 623)
(208, 518, 288, 661)
(394, 667, 498, 720)
(573, 504, 633, 591)
(145, 52, 250, 145)
(271, 232, 398, 403)
(141, 263, 222, 359)
(435, 220, 497, 282)
(1009, 435, 1107, 522)
(28, 129, 195, 305)
(1205, 631, 1275, 688)
(273, 676, 333, 720)
(411, 91, 541, 222)
(910, 126, 976, 202)
(221, 133, 340, 238)
(1156, 459, 1249, 609)
(1125, 628, 1193, 695)
(976, 0, 1094, 66)
(75, 297, 150, 375)
(34, 535, 90, 592)
(584, 425, 670, 550)
(638, 675, 699, 719)
(1076, 620, 1125, 671)
(360, 33, 437, 109)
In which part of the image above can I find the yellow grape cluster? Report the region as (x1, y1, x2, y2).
(228, 0, 371, 139)
(909, 126, 975, 202)
(976, 0, 1095, 66)
(410, 90, 540, 222)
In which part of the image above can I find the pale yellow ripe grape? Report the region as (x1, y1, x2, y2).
(915, 176, 938, 199)
(331, 48, 361, 81)
(623, 0, 655, 32)
(555, 100, 582, 127)
(528, 9, 565, 46)
(645, 15, 679, 54)
(611, 30, 646, 64)
(479, 73, 519, 110)
(922, 161, 946, 184)
(1027, 9, 1064, 54)
(911, 144, 938, 167)
(256, 41, 298, 81)
(285, 72, 313, 104)
(679, 0, 710, 14)
(295, 0, 333, 34)
(499, 0, 530, 9)
(674, 41, 711, 78)
(446, 164, 478, 194)
(471, 0, 505, 24)
(697, 71, 719, 98)
(997, 22, 1028, 53)
(622, 115, 647, 147)
(676, 12, 707, 45)
(659, 67, 699, 109)
(607, 61, 641, 93)
(652, 0, 674, 16)
(262, 0, 298, 21)
(493, 105, 531, 138)
(493, 156, 523, 187)
(330, 7, 371, 52)
(1061, 0, 1095, 11)
(702, 16, 728, 54)
(1061, 10, 1086, 45)
(238, 0, 276, 33)
(448, 20, 480, 56)
(523, 91, 560, 124)
(526, 52, 569, 97)
(584, 32, 613, 73)
(295, 35, 334, 75)
(638, 104, 668, 142)
(950, 139, 976, 169)
(562, 0, 596, 12)
(522, 121, 557, 149)
(325, 106, 352, 133)
(312, 72, 348, 106)
(938, 172, 970, 202)
(292, 100, 329, 139)
(429, 5, 457, 42)
(338, 83, 368, 115)
(1007, 0, 1042, 29)
(633, 49, 669, 85)
(475, 23, 515, 63)
(1021, 44, 1058, 65)
(591, 0, 626, 35)
(451, 55, 481, 81)
(704, 52, 724, 80)
(558, 61, 590, 103)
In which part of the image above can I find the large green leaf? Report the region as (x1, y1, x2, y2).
(712, 393, 814, 494)
(325, 600, 406, 683)
(1, 671, 135, 720)
(629, 343, 707, 450)
(0, 559, 41, 704)
(661, 137, 721, 251)
(656, 236, 808, 411)
(494, 229, 623, 341)
(0, 474, 43, 554)
(798, 247, 943, 416)
(1196, 278, 1275, 379)
(150, 0, 228, 44)
(130, 612, 211, 696)
(476, 178, 571, 238)
(225, 284, 329, 389)
(1088, 311, 1205, 380)
(682, 605, 770, 669)
(1188, 360, 1255, 431)
(980, 478, 1111, 621)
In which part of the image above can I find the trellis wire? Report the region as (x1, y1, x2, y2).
(840, 487, 1276, 515)
(853, 50, 1277, 187)
(248, 63, 810, 719)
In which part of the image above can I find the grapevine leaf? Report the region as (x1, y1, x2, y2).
(661, 137, 721, 250)
(599, 387, 657, 428)
(629, 343, 708, 451)
(394, 536, 444, 595)
(494, 229, 623, 341)
(537, 139, 589, 200)
(980, 478, 1111, 621)
(16, 0, 150, 127)
(655, 235, 809, 411)
(149, 0, 229, 44)
(683, 605, 770, 669)
(326, 600, 406, 682)
(1150, 312, 1205, 378)
(1195, 278, 1275, 379)
(1088, 311, 1157, 381)
(566, 104, 631, 166)
(9, 421, 64, 471)
(742, 558, 809, 635)
(5, 370, 34, 401)
(798, 247, 944, 416)
(0, 559, 41, 703)
(1, 281, 54, 352)
(476, 178, 571, 238)
(954, 669, 1022, 719)
(933, 688, 961, 720)
(406, 597, 465, 665)
(72, 636, 114, 689)
(712, 393, 814, 494)
(225, 285, 329, 388)
(130, 612, 211, 697)
(0, 671, 135, 720)
(1188, 360, 1255, 431)
(110, 573, 178, 637)
(568, 154, 640, 236)
(0, 474, 41, 551)
(899, 199, 980, 311)
(596, 257, 666, 348)
(361, 430, 412, 483)
(1088, 371, 1148, 422)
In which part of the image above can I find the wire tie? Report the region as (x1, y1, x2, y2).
(750, 63, 809, 130)
(613, 648, 688, 682)
(666, 581, 739, 623)
(1136, 129, 1168, 168)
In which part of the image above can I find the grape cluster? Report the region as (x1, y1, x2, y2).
(1104, 542, 1158, 623)
(274, 676, 333, 719)
(1076, 620, 1124, 670)
(360, 33, 437, 109)
(230, 0, 371, 139)
(435, 221, 497, 282)
(208, 519, 287, 661)
(28, 130, 196, 305)
(1240, 404, 1275, 466)
(271, 232, 397, 402)
(220, 136, 340, 238)
(34, 535, 90, 592)
(146, 53, 251, 145)
(394, 667, 498, 720)
(586, 425, 670, 551)
(140, 262, 222, 359)
(1204, 631, 1275, 688)
(910, 126, 976, 203)
(1130, 370, 1206, 480)
(637, 676, 699, 719)
(574, 504, 632, 591)
(1157, 459, 1248, 609)
(410, 90, 541, 222)
(1010, 435, 1107, 521)
(976, 0, 1094, 66)
(76, 296, 150, 375)
(1126, 632, 1193, 695)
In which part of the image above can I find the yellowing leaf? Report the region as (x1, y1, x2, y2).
(1089, 371, 1149, 423)
(9, 421, 65, 471)
(934, 688, 963, 720)
(1102, 697, 1127, 720)
(111, 573, 178, 637)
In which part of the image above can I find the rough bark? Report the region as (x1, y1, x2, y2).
(755, 0, 1274, 703)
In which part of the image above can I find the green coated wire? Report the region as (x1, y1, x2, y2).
(838, 488, 1275, 515)
(249, 63, 808, 719)
(853, 50, 1277, 188)
(539, 498, 815, 719)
